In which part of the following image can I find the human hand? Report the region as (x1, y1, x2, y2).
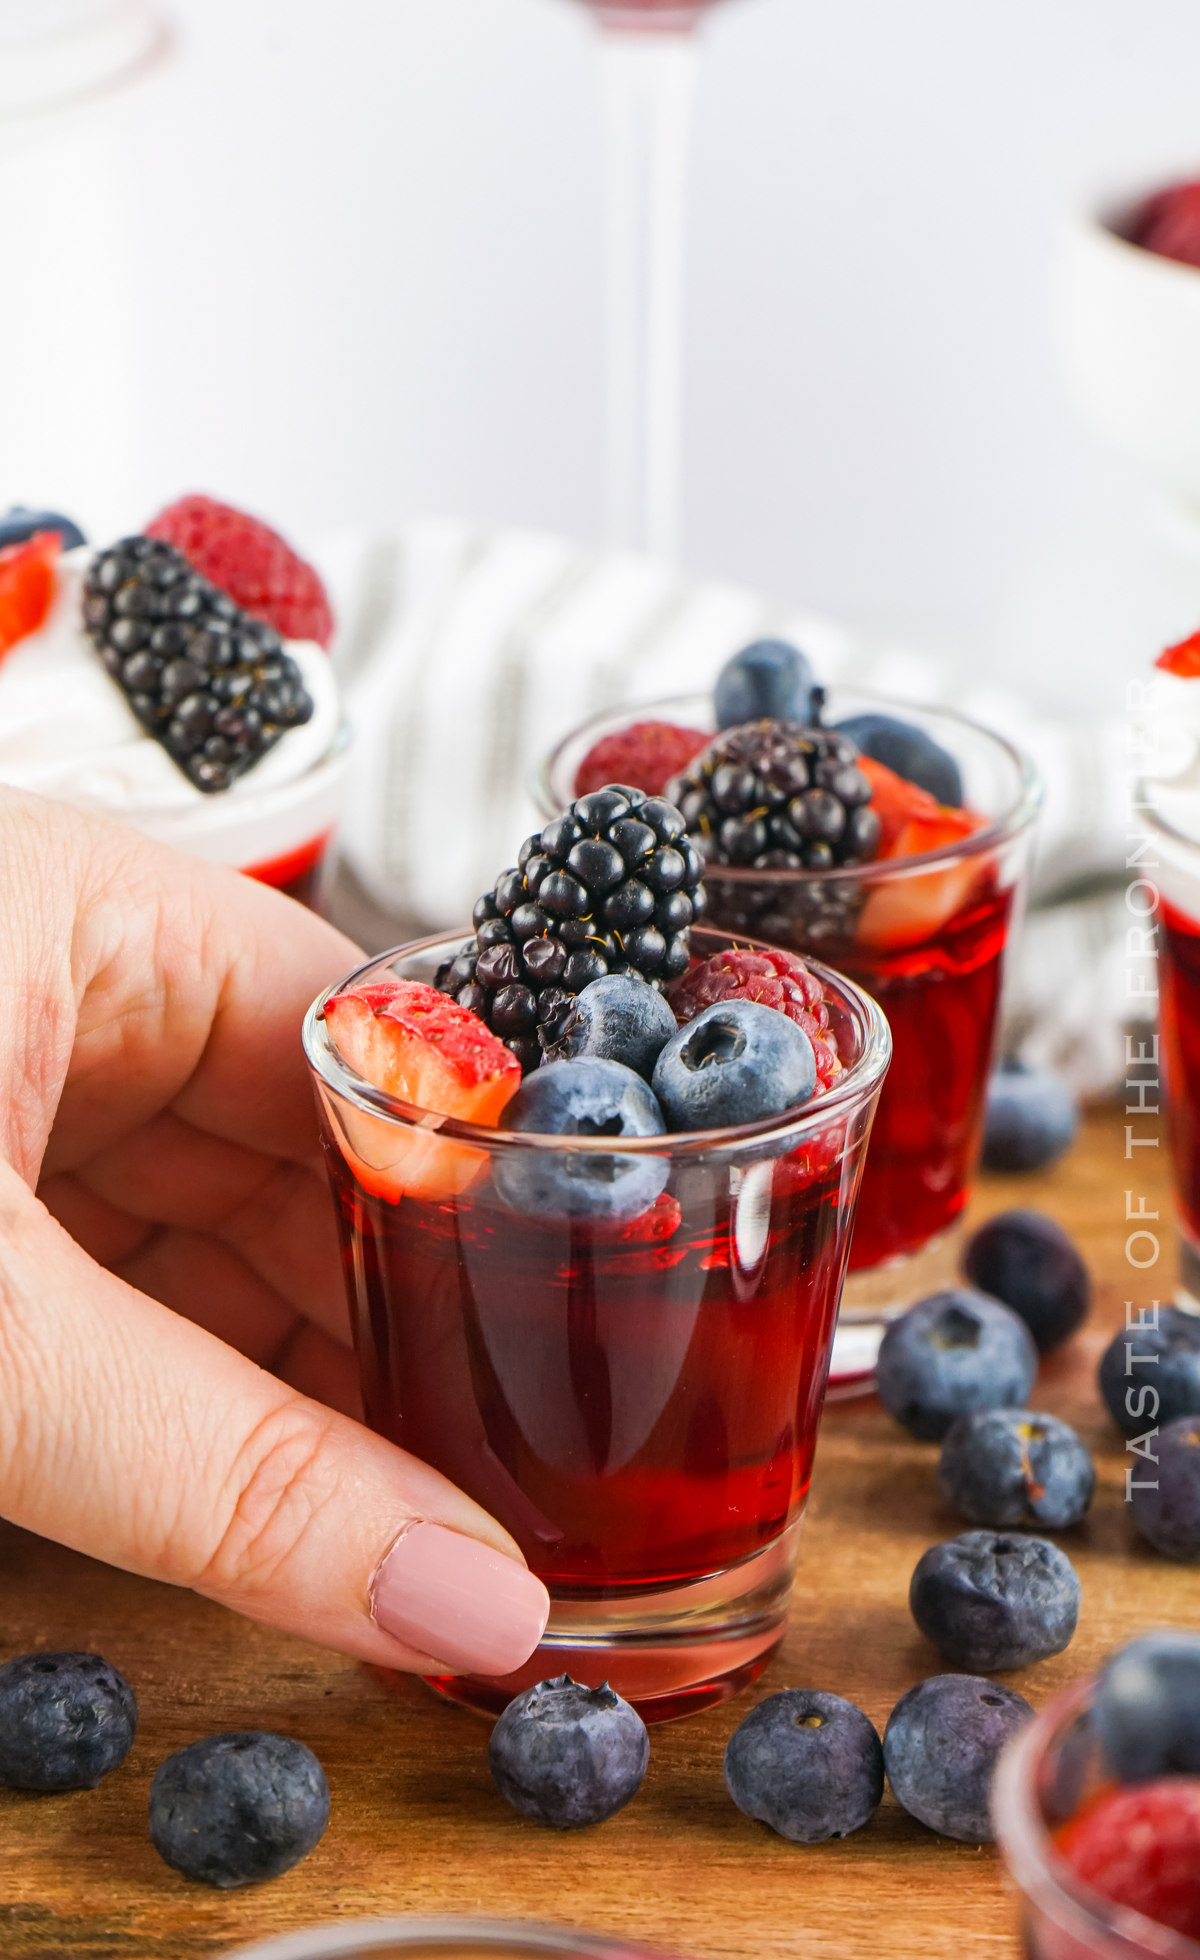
(0, 789, 548, 1678)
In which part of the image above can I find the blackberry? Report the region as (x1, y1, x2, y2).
(437, 784, 706, 1075)
(666, 694, 881, 874)
(82, 536, 314, 794)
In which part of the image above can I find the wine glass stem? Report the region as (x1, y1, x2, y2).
(599, 26, 697, 560)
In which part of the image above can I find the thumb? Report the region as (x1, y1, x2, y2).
(0, 1163, 549, 1677)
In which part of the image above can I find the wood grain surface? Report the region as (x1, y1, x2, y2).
(1, 1104, 1195, 1960)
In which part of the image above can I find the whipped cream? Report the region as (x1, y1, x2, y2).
(0, 547, 345, 866)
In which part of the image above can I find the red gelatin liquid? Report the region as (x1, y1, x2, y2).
(243, 829, 330, 908)
(1160, 901, 1200, 1248)
(323, 1141, 851, 1594)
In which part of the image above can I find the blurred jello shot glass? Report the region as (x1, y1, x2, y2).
(0, 514, 347, 907)
(305, 920, 889, 1723)
(538, 685, 1041, 1390)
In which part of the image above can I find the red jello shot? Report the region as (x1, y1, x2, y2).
(994, 1677, 1200, 1960)
(1141, 791, 1200, 1310)
(304, 924, 890, 1723)
(538, 690, 1041, 1391)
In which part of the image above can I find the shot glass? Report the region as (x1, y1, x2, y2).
(1141, 795, 1200, 1311)
(538, 689, 1041, 1390)
(304, 924, 889, 1722)
(992, 1675, 1200, 1960)
(225, 1919, 684, 1960)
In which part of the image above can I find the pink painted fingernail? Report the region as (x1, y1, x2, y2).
(370, 1523, 550, 1677)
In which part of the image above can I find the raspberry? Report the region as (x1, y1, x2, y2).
(668, 947, 842, 1091)
(1130, 180, 1200, 271)
(575, 721, 708, 800)
(146, 494, 334, 649)
(0, 531, 59, 661)
(1056, 1779, 1200, 1942)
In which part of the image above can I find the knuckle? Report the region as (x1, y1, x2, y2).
(195, 1402, 341, 1599)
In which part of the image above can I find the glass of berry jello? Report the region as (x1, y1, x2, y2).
(538, 690, 1040, 1390)
(304, 920, 889, 1723)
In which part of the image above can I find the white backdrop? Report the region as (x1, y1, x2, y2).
(8, 0, 1200, 709)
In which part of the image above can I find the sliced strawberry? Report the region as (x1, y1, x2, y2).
(0, 531, 60, 662)
(1158, 629, 1200, 678)
(324, 980, 519, 1125)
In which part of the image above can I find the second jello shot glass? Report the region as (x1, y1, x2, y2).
(305, 923, 889, 1723)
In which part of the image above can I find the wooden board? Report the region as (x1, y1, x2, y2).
(1, 1104, 1196, 1960)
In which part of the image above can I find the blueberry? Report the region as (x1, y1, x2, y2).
(714, 638, 815, 729)
(1094, 1630, 1200, 1780)
(488, 1675, 648, 1828)
(1131, 1412, 1200, 1562)
(148, 1731, 329, 1887)
(0, 505, 86, 552)
(833, 711, 963, 806)
(875, 1289, 1038, 1442)
(883, 1675, 1032, 1842)
(539, 973, 677, 1080)
(938, 1409, 1095, 1530)
(493, 1057, 668, 1222)
(909, 1530, 1080, 1671)
(0, 1651, 137, 1792)
(981, 1061, 1078, 1172)
(723, 1690, 884, 1843)
(962, 1210, 1090, 1354)
(1099, 1306, 1200, 1436)
(651, 999, 816, 1132)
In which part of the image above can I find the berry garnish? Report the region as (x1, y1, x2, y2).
(488, 1675, 649, 1829)
(723, 1690, 884, 1843)
(835, 711, 963, 807)
(883, 1674, 1031, 1843)
(963, 1209, 1091, 1354)
(574, 720, 708, 800)
(1098, 1306, 1200, 1436)
(1056, 1780, 1200, 1942)
(1130, 178, 1200, 273)
(149, 1732, 329, 1888)
(855, 753, 981, 860)
(1131, 1414, 1200, 1562)
(652, 998, 817, 1132)
(668, 946, 841, 1091)
(1095, 1630, 1200, 1782)
(0, 505, 85, 552)
(714, 637, 815, 730)
(0, 531, 60, 662)
(83, 537, 314, 793)
(439, 784, 706, 1075)
(146, 493, 334, 649)
(938, 1409, 1095, 1531)
(323, 980, 520, 1125)
(908, 1530, 1080, 1672)
(540, 972, 677, 1079)
(668, 704, 881, 872)
(0, 1651, 137, 1792)
(982, 1060, 1078, 1172)
(494, 1057, 668, 1223)
(875, 1288, 1038, 1442)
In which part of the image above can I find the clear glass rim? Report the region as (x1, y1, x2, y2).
(221, 1914, 682, 1960)
(534, 686, 1043, 883)
(992, 1674, 1200, 1960)
(302, 923, 891, 1155)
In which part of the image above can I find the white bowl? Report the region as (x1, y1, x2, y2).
(1056, 173, 1200, 511)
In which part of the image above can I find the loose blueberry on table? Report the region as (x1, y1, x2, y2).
(488, 1676, 649, 1828)
(909, 1530, 1081, 1672)
(883, 1674, 1032, 1842)
(875, 1288, 1039, 1442)
(981, 1060, 1078, 1173)
(1098, 1305, 1200, 1436)
(938, 1408, 1095, 1531)
(723, 1689, 884, 1844)
(1130, 1414, 1200, 1561)
(148, 1731, 330, 1887)
(962, 1209, 1091, 1353)
(0, 1651, 137, 1792)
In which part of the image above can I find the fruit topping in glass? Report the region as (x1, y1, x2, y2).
(82, 536, 315, 793)
(574, 719, 708, 799)
(0, 532, 61, 663)
(667, 944, 842, 1090)
(1127, 177, 1200, 273)
(1056, 1782, 1200, 1941)
(147, 493, 335, 649)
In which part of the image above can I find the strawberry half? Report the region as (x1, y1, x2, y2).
(324, 980, 520, 1125)
(1157, 629, 1200, 678)
(0, 531, 60, 663)
(854, 753, 988, 950)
